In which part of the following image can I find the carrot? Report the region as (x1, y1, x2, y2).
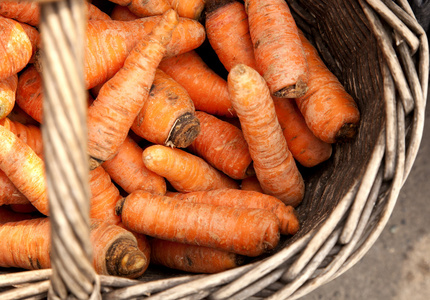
(0, 17, 32, 80)
(15, 65, 43, 123)
(131, 68, 200, 148)
(18, 22, 40, 63)
(109, 0, 172, 17)
(116, 190, 280, 256)
(273, 97, 332, 167)
(0, 1, 110, 26)
(0, 124, 48, 215)
(142, 145, 239, 192)
(0, 74, 18, 120)
(245, 0, 309, 98)
(150, 238, 244, 273)
(0, 117, 43, 156)
(228, 64, 305, 207)
(167, 188, 300, 235)
(0, 218, 148, 278)
(205, 0, 257, 72)
(158, 50, 235, 117)
(6, 105, 39, 126)
(188, 111, 253, 180)
(102, 135, 167, 195)
(87, 9, 179, 168)
(0, 1, 39, 26)
(0, 170, 29, 206)
(295, 31, 361, 143)
(110, 4, 139, 21)
(89, 166, 123, 225)
(240, 175, 264, 193)
(0, 206, 37, 224)
(167, 0, 205, 20)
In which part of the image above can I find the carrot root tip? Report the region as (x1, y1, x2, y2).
(273, 78, 309, 98)
(335, 123, 359, 143)
(165, 112, 201, 148)
(115, 198, 126, 217)
(89, 156, 104, 170)
(106, 238, 147, 278)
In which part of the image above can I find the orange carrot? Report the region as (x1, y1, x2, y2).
(0, 125, 48, 215)
(18, 22, 40, 63)
(102, 135, 167, 195)
(240, 175, 264, 193)
(0, 1, 39, 26)
(245, 0, 309, 98)
(142, 145, 239, 192)
(0, 218, 148, 278)
(6, 105, 39, 126)
(116, 190, 280, 256)
(167, 188, 300, 235)
(228, 64, 305, 207)
(9, 203, 37, 214)
(16, 65, 43, 123)
(159, 50, 235, 117)
(131, 68, 200, 148)
(167, 0, 205, 20)
(0, 171, 29, 206)
(150, 238, 244, 273)
(0, 1, 110, 26)
(81, 15, 205, 90)
(110, 4, 139, 21)
(0, 17, 32, 80)
(89, 166, 123, 225)
(295, 31, 361, 143)
(0, 117, 43, 156)
(0, 206, 37, 224)
(0, 74, 18, 120)
(110, 0, 172, 17)
(205, 0, 257, 72)
(188, 111, 253, 180)
(273, 97, 332, 167)
(87, 10, 179, 168)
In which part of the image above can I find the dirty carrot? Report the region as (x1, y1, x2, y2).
(240, 175, 264, 193)
(0, 74, 18, 120)
(0, 17, 32, 80)
(131, 68, 200, 148)
(188, 111, 253, 180)
(15, 65, 43, 122)
(80, 15, 205, 90)
(167, 188, 300, 235)
(142, 145, 239, 192)
(116, 190, 280, 256)
(0, 170, 29, 206)
(159, 50, 235, 117)
(102, 135, 167, 195)
(89, 166, 123, 225)
(273, 97, 332, 167)
(228, 64, 305, 207)
(0, 125, 48, 215)
(205, 0, 257, 72)
(150, 238, 244, 273)
(295, 31, 361, 143)
(87, 9, 179, 168)
(110, 4, 139, 21)
(0, 218, 148, 278)
(167, 0, 205, 20)
(245, 0, 309, 98)
(110, 0, 172, 17)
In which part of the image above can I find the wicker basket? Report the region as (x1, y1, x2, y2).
(0, 0, 428, 299)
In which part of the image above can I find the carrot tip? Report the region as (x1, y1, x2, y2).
(165, 112, 201, 148)
(106, 238, 147, 278)
(89, 156, 103, 170)
(273, 78, 309, 98)
(335, 123, 359, 143)
(115, 198, 126, 216)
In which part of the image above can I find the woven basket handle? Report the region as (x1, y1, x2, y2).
(38, 0, 100, 298)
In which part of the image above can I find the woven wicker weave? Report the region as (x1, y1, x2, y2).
(0, 0, 428, 299)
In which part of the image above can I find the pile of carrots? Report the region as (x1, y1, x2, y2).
(0, 0, 360, 278)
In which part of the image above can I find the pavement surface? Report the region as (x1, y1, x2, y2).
(300, 90, 430, 299)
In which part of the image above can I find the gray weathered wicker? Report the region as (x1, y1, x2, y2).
(0, 0, 428, 299)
